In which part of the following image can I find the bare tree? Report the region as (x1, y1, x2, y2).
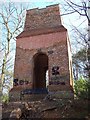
(62, 0, 90, 79)
(0, 2, 27, 94)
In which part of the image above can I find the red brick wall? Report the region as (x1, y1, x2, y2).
(14, 30, 72, 89)
(24, 4, 61, 31)
(17, 31, 67, 50)
(12, 4, 73, 96)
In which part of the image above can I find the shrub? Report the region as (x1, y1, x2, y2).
(2, 94, 9, 104)
(74, 77, 90, 99)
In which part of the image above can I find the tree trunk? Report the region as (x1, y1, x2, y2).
(88, 1, 90, 79)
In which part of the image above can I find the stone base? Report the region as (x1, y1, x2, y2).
(9, 85, 74, 102)
(48, 91, 74, 99)
(21, 94, 47, 101)
(9, 90, 47, 102)
(48, 85, 74, 99)
(9, 86, 48, 102)
(48, 84, 73, 91)
(9, 85, 32, 102)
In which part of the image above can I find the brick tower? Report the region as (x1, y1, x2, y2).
(10, 4, 73, 101)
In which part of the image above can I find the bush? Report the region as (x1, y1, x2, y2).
(2, 94, 9, 104)
(74, 77, 90, 99)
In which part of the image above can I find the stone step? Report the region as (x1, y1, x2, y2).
(21, 94, 47, 101)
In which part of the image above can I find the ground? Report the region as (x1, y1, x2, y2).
(2, 94, 90, 120)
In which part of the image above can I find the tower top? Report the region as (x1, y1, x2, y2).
(24, 4, 61, 31)
(17, 4, 66, 38)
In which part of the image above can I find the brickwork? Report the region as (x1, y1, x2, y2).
(24, 4, 61, 31)
(9, 4, 73, 101)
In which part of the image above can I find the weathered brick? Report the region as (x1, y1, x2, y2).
(10, 4, 73, 101)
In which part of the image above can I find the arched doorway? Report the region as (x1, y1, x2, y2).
(33, 53, 48, 90)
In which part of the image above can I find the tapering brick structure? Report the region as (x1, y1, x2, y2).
(10, 4, 73, 101)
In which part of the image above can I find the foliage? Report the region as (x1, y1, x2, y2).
(63, 0, 89, 79)
(72, 48, 88, 79)
(73, 48, 87, 63)
(2, 94, 9, 104)
(74, 77, 90, 99)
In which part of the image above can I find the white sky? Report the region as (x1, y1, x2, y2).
(0, 0, 82, 2)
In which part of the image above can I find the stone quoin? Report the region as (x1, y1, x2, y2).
(9, 4, 74, 101)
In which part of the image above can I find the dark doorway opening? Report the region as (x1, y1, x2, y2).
(33, 53, 48, 91)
